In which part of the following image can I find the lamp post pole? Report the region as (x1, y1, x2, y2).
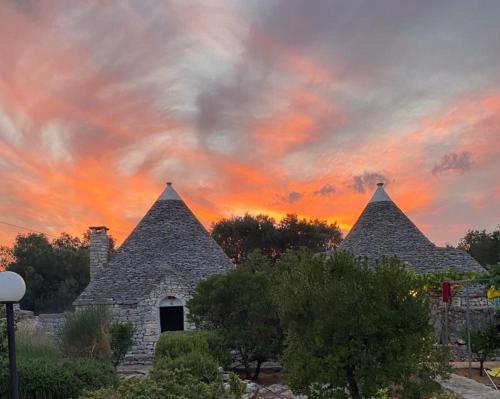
(4, 302, 18, 399)
(0, 271, 26, 399)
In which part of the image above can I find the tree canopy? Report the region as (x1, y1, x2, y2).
(7, 232, 90, 313)
(457, 226, 500, 267)
(273, 250, 449, 399)
(211, 213, 341, 264)
(187, 251, 282, 379)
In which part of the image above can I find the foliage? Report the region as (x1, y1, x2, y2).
(457, 227, 500, 267)
(61, 306, 111, 360)
(154, 330, 212, 361)
(463, 323, 500, 376)
(83, 332, 245, 399)
(274, 250, 450, 399)
(0, 315, 116, 398)
(154, 331, 219, 382)
(109, 321, 134, 367)
(485, 263, 500, 290)
(211, 213, 342, 263)
(6, 232, 90, 313)
(0, 316, 6, 360)
(81, 368, 244, 399)
(188, 251, 282, 379)
(153, 351, 219, 383)
(414, 269, 485, 291)
(0, 351, 116, 398)
(0, 245, 14, 271)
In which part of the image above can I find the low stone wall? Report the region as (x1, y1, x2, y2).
(34, 313, 66, 336)
(429, 288, 497, 361)
(7, 307, 66, 339)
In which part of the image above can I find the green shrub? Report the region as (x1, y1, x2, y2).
(154, 331, 210, 361)
(152, 350, 219, 382)
(109, 321, 134, 366)
(82, 369, 244, 399)
(0, 355, 117, 399)
(61, 306, 111, 360)
(154, 330, 230, 367)
(83, 331, 244, 399)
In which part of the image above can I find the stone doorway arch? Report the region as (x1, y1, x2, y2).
(159, 296, 184, 332)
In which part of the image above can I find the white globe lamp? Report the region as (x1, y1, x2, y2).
(0, 271, 26, 303)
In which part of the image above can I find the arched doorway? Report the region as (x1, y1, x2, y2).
(159, 296, 184, 332)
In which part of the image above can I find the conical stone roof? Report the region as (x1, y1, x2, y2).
(338, 183, 483, 274)
(75, 183, 233, 305)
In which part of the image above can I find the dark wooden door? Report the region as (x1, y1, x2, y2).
(160, 306, 184, 332)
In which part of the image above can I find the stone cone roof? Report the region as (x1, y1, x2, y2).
(75, 183, 233, 305)
(338, 183, 483, 274)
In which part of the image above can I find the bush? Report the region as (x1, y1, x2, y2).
(0, 355, 117, 398)
(109, 321, 134, 366)
(154, 331, 220, 381)
(154, 331, 211, 361)
(83, 332, 245, 399)
(61, 306, 111, 360)
(153, 350, 219, 382)
(82, 368, 244, 399)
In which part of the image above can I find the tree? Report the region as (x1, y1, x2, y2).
(211, 214, 277, 263)
(0, 246, 14, 271)
(457, 227, 500, 267)
(466, 324, 500, 376)
(273, 250, 449, 399)
(188, 251, 282, 380)
(7, 232, 90, 313)
(211, 213, 341, 264)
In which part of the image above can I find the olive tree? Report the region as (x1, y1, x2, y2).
(274, 250, 450, 399)
(188, 251, 282, 379)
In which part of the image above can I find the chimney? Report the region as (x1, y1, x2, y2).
(89, 226, 110, 280)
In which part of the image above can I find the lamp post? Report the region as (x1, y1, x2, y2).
(0, 271, 26, 399)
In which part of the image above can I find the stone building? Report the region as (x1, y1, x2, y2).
(337, 182, 484, 273)
(74, 183, 233, 356)
(336, 183, 490, 355)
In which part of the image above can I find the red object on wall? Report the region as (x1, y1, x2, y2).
(442, 281, 452, 303)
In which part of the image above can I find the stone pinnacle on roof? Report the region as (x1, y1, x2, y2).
(368, 182, 392, 203)
(158, 181, 182, 201)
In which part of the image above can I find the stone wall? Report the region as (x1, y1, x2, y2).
(75, 273, 196, 359)
(34, 313, 66, 336)
(429, 287, 497, 361)
(7, 308, 66, 339)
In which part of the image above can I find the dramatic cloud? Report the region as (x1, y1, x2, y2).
(314, 184, 335, 197)
(432, 151, 473, 175)
(351, 173, 389, 194)
(287, 192, 303, 203)
(0, 0, 499, 246)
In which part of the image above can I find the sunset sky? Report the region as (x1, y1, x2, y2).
(0, 0, 499, 247)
